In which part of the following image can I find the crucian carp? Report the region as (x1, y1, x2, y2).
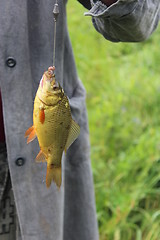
(25, 66, 80, 188)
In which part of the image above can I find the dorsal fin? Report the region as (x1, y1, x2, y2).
(65, 119, 80, 151)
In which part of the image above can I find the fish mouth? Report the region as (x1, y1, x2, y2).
(47, 66, 55, 78)
(45, 66, 57, 83)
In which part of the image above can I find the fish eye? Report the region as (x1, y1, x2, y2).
(52, 86, 58, 91)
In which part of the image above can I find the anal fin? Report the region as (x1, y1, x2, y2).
(36, 150, 46, 163)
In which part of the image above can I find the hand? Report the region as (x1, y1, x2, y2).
(100, 0, 118, 6)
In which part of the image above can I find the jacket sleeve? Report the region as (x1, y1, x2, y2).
(77, 0, 91, 10)
(85, 0, 160, 42)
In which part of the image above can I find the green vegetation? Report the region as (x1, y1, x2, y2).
(67, 1, 160, 239)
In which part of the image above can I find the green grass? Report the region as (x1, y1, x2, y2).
(67, 1, 160, 239)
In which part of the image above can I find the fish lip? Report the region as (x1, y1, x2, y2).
(48, 66, 55, 77)
(44, 66, 55, 81)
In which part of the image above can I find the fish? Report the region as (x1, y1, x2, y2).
(25, 66, 80, 188)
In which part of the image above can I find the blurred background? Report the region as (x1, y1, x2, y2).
(67, 1, 160, 239)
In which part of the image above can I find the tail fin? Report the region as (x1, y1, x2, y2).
(46, 166, 61, 189)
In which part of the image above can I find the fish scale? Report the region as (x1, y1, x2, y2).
(34, 95, 71, 149)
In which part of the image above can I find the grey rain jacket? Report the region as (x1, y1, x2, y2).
(0, 0, 159, 239)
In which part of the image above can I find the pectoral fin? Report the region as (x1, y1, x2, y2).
(25, 126, 37, 144)
(39, 108, 45, 124)
(65, 119, 80, 151)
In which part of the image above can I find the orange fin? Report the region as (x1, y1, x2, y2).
(25, 126, 36, 144)
(46, 166, 61, 189)
(39, 109, 45, 124)
(36, 150, 46, 163)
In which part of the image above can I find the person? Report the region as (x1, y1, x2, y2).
(0, 0, 159, 239)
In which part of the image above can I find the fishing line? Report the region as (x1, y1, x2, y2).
(53, 0, 59, 67)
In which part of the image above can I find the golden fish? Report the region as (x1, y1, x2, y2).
(25, 66, 80, 188)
